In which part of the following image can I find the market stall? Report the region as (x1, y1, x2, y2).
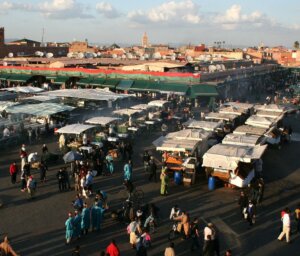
(233, 125, 267, 136)
(222, 133, 265, 147)
(183, 119, 222, 132)
(202, 144, 267, 188)
(245, 115, 280, 129)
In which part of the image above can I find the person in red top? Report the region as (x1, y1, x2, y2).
(9, 162, 18, 184)
(106, 239, 120, 256)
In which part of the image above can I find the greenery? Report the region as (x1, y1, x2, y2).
(294, 41, 300, 49)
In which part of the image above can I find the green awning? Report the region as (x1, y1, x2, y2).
(130, 80, 160, 92)
(7, 74, 32, 82)
(116, 80, 134, 90)
(89, 78, 106, 86)
(158, 83, 189, 95)
(52, 76, 69, 84)
(188, 84, 219, 98)
(0, 73, 11, 80)
(77, 77, 94, 85)
(102, 79, 120, 89)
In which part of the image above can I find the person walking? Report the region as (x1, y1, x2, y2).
(174, 211, 190, 240)
(65, 212, 74, 244)
(257, 179, 264, 204)
(106, 154, 114, 175)
(39, 161, 48, 183)
(238, 191, 248, 219)
(160, 166, 169, 196)
(57, 168, 66, 192)
(245, 200, 256, 228)
(164, 242, 175, 256)
(278, 208, 291, 243)
(20, 168, 27, 192)
(148, 156, 157, 182)
(9, 162, 18, 184)
(27, 175, 37, 199)
(91, 201, 102, 231)
(143, 151, 151, 173)
(295, 204, 300, 233)
(73, 210, 82, 240)
(124, 160, 133, 182)
(20, 144, 27, 171)
(190, 218, 200, 251)
(106, 239, 120, 256)
(81, 203, 91, 235)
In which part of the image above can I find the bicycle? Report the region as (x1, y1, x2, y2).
(118, 186, 144, 208)
(168, 221, 181, 241)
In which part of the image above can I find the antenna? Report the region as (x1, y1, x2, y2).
(41, 27, 45, 45)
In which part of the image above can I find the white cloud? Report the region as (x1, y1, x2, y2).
(96, 2, 121, 19)
(214, 4, 265, 30)
(38, 0, 93, 19)
(0, 1, 13, 13)
(128, 0, 201, 25)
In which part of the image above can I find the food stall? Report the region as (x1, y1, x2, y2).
(153, 129, 212, 185)
(202, 144, 267, 188)
(183, 119, 223, 132)
(245, 115, 281, 129)
(233, 125, 267, 136)
(222, 133, 266, 147)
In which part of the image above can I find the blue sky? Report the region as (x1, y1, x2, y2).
(0, 0, 299, 47)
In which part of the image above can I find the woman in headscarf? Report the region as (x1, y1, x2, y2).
(160, 165, 169, 196)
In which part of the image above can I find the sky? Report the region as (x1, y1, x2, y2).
(0, 0, 299, 47)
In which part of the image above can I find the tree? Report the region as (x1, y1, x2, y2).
(294, 41, 300, 49)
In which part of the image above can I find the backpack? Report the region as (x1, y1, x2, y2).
(142, 236, 151, 248)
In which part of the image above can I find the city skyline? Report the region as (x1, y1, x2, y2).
(0, 0, 299, 47)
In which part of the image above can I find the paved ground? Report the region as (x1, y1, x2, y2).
(0, 111, 300, 256)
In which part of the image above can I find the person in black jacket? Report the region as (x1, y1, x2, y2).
(148, 157, 157, 182)
(238, 191, 248, 219)
(56, 168, 66, 192)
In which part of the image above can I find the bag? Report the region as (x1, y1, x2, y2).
(244, 213, 248, 220)
(127, 224, 131, 234)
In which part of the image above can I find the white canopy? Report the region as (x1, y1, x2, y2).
(148, 100, 168, 107)
(219, 106, 246, 116)
(223, 102, 254, 110)
(0, 101, 18, 112)
(233, 125, 267, 136)
(202, 144, 268, 170)
(222, 133, 262, 147)
(1, 86, 44, 94)
(254, 104, 285, 113)
(85, 116, 120, 126)
(40, 88, 131, 102)
(256, 110, 283, 119)
(245, 115, 277, 128)
(56, 124, 95, 135)
(23, 95, 57, 102)
(113, 108, 144, 116)
(183, 120, 222, 131)
(6, 103, 74, 116)
(205, 112, 237, 122)
(165, 129, 211, 141)
(130, 104, 151, 110)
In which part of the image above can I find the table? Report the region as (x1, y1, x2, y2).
(79, 146, 93, 154)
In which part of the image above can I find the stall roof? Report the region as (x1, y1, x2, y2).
(52, 76, 69, 84)
(40, 88, 131, 101)
(256, 110, 283, 118)
(6, 103, 74, 116)
(56, 124, 95, 135)
(219, 106, 246, 116)
(202, 144, 268, 170)
(222, 133, 262, 147)
(165, 129, 211, 141)
(0, 73, 11, 80)
(188, 84, 218, 98)
(148, 100, 169, 107)
(254, 104, 286, 113)
(205, 112, 237, 122)
(158, 83, 189, 96)
(130, 104, 151, 110)
(183, 120, 222, 131)
(245, 115, 278, 128)
(85, 116, 120, 126)
(7, 74, 32, 82)
(23, 95, 57, 102)
(1, 86, 44, 94)
(0, 101, 19, 112)
(223, 102, 254, 110)
(113, 108, 144, 116)
(116, 80, 134, 91)
(233, 125, 267, 136)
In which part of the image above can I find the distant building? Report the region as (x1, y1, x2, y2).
(6, 38, 41, 47)
(69, 41, 95, 53)
(142, 32, 149, 48)
(0, 27, 4, 46)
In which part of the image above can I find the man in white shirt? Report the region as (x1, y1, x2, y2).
(3, 127, 10, 137)
(278, 208, 291, 243)
(204, 223, 214, 241)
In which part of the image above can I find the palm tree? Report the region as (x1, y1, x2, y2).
(294, 41, 300, 49)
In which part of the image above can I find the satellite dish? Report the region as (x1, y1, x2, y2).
(8, 53, 13, 58)
(162, 55, 167, 60)
(97, 52, 102, 57)
(67, 52, 73, 58)
(35, 51, 41, 56)
(121, 54, 126, 59)
(126, 53, 133, 59)
(246, 55, 251, 60)
(78, 53, 84, 59)
(186, 56, 193, 62)
(152, 52, 161, 60)
(144, 54, 149, 59)
(208, 65, 217, 73)
(92, 53, 97, 58)
(171, 56, 176, 61)
(46, 53, 53, 58)
(112, 54, 117, 59)
(3, 62, 7, 66)
(84, 52, 93, 58)
(139, 56, 145, 61)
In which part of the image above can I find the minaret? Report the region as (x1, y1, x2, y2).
(142, 32, 149, 48)
(0, 27, 5, 46)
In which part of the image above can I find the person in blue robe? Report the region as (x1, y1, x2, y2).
(73, 210, 82, 239)
(81, 203, 91, 235)
(65, 213, 74, 244)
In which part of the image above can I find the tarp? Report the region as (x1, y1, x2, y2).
(7, 74, 32, 82)
(205, 112, 237, 122)
(85, 116, 120, 126)
(39, 88, 131, 101)
(158, 83, 188, 96)
(0, 73, 11, 80)
(183, 120, 222, 131)
(6, 103, 74, 116)
(0, 101, 18, 112)
(165, 129, 211, 141)
(116, 80, 134, 91)
(188, 84, 218, 98)
(23, 95, 57, 102)
(254, 104, 286, 113)
(1, 86, 44, 94)
(89, 78, 106, 86)
(102, 79, 120, 89)
(130, 104, 151, 110)
(52, 76, 69, 84)
(222, 134, 262, 147)
(113, 108, 144, 116)
(245, 115, 277, 128)
(223, 102, 254, 110)
(233, 125, 267, 136)
(56, 124, 95, 135)
(202, 144, 268, 170)
(148, 100, 168, 107)
(219, 106, 246, 116)
(256, 110, 283, 118)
